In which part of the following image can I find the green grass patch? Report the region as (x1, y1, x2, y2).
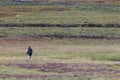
(38, 51, 120, 61)
(0, 27, 120, 38)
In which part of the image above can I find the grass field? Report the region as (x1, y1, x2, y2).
(1, 10, 120, 24)
(0, 1, 120, 80)
(0, 4, 120, 24)
(0, 39, 120, 80)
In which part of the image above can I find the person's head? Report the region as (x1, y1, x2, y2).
(28, 46, 31, 48)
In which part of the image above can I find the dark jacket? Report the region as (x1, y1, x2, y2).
(27, 47, 33, 56)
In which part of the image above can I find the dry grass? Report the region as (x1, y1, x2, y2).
(0, 39, 120, 54)
(0, 39, 120, 63)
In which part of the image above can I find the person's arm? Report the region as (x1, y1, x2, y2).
(26, 49, 28, 54)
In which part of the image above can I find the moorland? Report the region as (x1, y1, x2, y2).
(0, 0, 120, 80)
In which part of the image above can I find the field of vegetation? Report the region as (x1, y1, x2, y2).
(0, 39, 120, 80)
(0, 0, 120, 80)
(2, 1, 119, 26)
(0, 3, 120, 24)
(0, 27, 120, 39)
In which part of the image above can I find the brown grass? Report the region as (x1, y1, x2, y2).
(0, 39, 120, 54)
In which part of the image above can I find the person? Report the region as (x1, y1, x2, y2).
(26, 46, 33, 59)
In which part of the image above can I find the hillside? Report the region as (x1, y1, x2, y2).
(13, 0, 120, 4)
(0, 0, 120, 6)
(50, 0, 120, 4)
